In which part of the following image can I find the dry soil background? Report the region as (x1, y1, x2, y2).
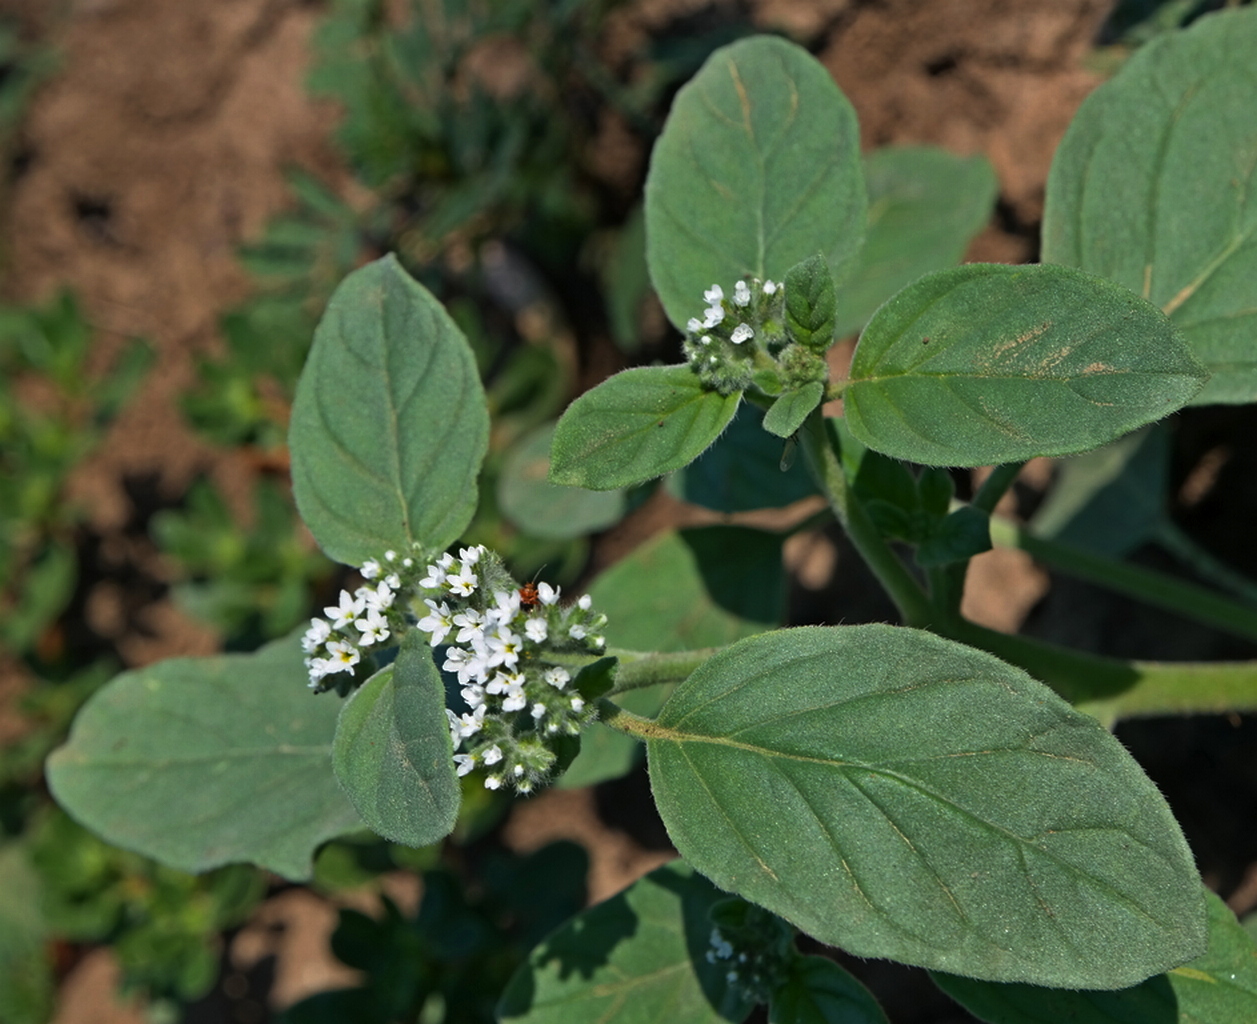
(2, 1, 1255, 1022)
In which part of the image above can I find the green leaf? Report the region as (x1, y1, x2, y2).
(289, 254, 489, 566)
(676, 401, 818, 513)
(46, 633, 360, 880)
(932, 890, 1257, 1024)
(497, 860, 755, 1023)
(562, 526, 785, 788)
(645, 35, 866, 331)
(917, 505, 992, 567)
(763, 382, 824, 439)
(769, 956, 889, 1024)
(332, 629, 459, 848)
(845, 263, 1207, 467)
(835, 147, 999, 339)
(550, 365, 741, 490)
(784, 253, 838, 351)
(646, 625, 1205, 988)
(1031, 425, 1169, 558)
(1042, 7, 1257, 405)
(498, 422, 628, 540)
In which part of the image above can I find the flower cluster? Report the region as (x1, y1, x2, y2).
(682, 277, 830, 399)
(414, 545, 606, 794)
(302, 549, 422, 693)
(704, 925, 783, 1004)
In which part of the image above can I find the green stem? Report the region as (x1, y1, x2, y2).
(971, 462, 1025, 515)
(798, 411, 935, 627)
(596, 698, 672, 739)
(986, 513, 1257, 645)
(605, 647, 715, 694)
(945, 618, 1257, 721)
(1155, 521, 1257, 607)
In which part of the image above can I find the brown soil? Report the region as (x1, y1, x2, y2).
(5, 1, 1252, 1022)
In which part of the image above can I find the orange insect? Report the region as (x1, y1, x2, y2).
(518, 582, 540, 607)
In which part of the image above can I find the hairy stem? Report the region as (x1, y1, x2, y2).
(798, 411, 935, 627)
(987, 513, 1257, 645)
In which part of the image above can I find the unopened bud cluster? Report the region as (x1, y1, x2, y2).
(416, 545, 606, 794)
(704, 925, 782, 1004)
(302, 544, 607, 795)
(683, 279, 826, 396)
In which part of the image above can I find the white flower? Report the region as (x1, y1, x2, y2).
(762, 279, 778, 295)
(417, 600, 455, 646)
(360, 558, 381, 580)
(537, 581, 561, 606)
(484, 775, 502, 791)
(591, 635, 606, 650)
(733, 280, 751, 307)
(454, 753, 477, 776)
(445, 567, 478, 596)
(570, 696, 585, 712)
(354, 608, 391, 647)
(326, 639, 360, 671)
(531, 703, 547, 719)
(702, 304, 725, 328)
(700, 334, 712, 346)
(578, 594, 592, 611)
(459, 545, 483, 565)
(703, 284, 724, 305)
(460, 683, 485, 708)
(301, 618, 332, 653)
(513, 763, 525, 777)
(487, 626, 523, 669)
(482, 744, 504, 766)
(402, 557, 413, 568)
(569, 623, 587, 640)
(730, 323, 754, 345)
(384, 549, 397, 562)
(524, 617, 548, 643)
(487, 589, 521, 627)
(453, 607, 486, 644)
(687, 317, 703, 333)
(486, 670, 525, 695)
(446, 708, 461, 748)
(419, 553, 454, 589)
(306, 657, 335, 686)
(324, 591, 362, 629)
(502, 686, 528, 712)
(543, 666, 570, 690)
(383, 573, 401, 590)
(455, 705, 486, 739)
(444, 646, 488, 686)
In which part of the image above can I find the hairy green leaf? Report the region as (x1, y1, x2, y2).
(784, 253, 837, 350)
(645, 35, 865, 331)
(550, 365, 740, 490)
(769, 956, 889, 1024)
(289, 254, 489, 566)
(332, 629, 459, 848)
(498, 860, 754, 1023)
(499, 422, 628, 539)
(1043, 7, 1257, 404)
(845, 263, 1207, 466)
(933, 891, 1257, 1024)
(47, 633, 360, 880)
(764, 383, 824, 439)
(647, 625, 1205, 988)
(835, 147, 998, 339)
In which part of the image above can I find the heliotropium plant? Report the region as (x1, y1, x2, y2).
(46, 15, 1257, 1023)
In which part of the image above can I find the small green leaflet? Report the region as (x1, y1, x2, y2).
(647, 625, 1205, 989)
(332, 629, 459, 848)
(932, 891, 1257, 1024)
(645, 35, 866, 331)
(498, 860, 755, 1024)
(764, 383, 824, 439)
(1043, 7, 1257, 404)
(844, 263, 1207, 466)
(549, 365, 741, 490)
(289, 254, 489, 566)
(46, 631, 361, 880)
(769, 956, 889, 1024)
